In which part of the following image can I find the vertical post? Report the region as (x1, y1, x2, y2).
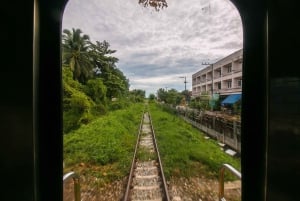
(74, 177, 81, 201)
(63, 172, 81, 201)
(211, 64, 214, 111)
(213, 116, 216, 137)
(211, 64, 214, 95)
(179, 76, 187, 104)
(233, 121, 238, 149)
(218, 164, 241, 201)
(219, 168, 225, 200)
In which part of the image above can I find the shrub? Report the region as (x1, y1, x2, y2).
(64, 103, 144, 180)
(63, 67, 95, 133)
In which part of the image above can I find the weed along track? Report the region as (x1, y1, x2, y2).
(123, 111, 170, 201)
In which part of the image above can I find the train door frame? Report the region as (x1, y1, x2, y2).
(4, 0, 299, 201)
(33, 0, 267, 200)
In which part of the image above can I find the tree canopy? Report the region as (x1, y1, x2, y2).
(62, 28, 133, 133)
(62, 28, 129, 97)
(157, 88, 184, 106)
(139, 0, 168, 11)
(62, 28, 93, 84)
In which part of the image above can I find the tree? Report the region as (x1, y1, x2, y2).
(101, 68, 129, 99)
(139, 0, 168, 11)
(62, 28, 94, 84)
(157, 88, 167, 102)
(89, 40, 119, 76)
(129, 89, 145, 102)
(149, 93, 156, 101)
(165, 89, 182, 106)
(84, 78, 107, 104)
(62, 67, 95, 133)
(88, 40, 129, 99)
(157, 88, 182, 106)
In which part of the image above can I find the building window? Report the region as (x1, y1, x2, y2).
(227, 80, 232, 88)
(217, 82, 221, 89)
(237, 79, 242, 87)
(228, 66, 232, 73)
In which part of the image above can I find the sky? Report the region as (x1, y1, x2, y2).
(62, 0, 243, 97)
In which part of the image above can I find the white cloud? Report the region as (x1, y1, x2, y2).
(63, 0, 243, 96)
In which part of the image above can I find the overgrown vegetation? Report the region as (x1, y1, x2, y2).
(137, 147, 157, 161)
(156, 88, 190, 106)
(149, 103, 240, 180)
(64, 100, 240, 187)
(64, 103, 144, 183)
(62, 28, 147, 186)
(62, 28, 145, 133)
(189, 94, 210, 111)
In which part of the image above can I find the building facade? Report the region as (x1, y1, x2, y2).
(192, 49, 243, 98)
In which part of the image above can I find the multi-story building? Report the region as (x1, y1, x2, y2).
(192, 49, 243, 99)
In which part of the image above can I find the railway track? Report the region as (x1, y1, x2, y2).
(123, 111, 170, 201)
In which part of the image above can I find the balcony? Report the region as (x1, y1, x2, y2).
(216, 87, 242, 95)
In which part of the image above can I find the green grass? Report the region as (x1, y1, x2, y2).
(63, 103, 144, 182)
(149, 103, 241, 180)
(137, 147, 157, 161)
(64, 101, 241, 185)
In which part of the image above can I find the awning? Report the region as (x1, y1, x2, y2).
(221, 94, 241, 105)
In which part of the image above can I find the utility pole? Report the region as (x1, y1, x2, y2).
(179, 76, 188, 105)
(179, 76, 187, 91)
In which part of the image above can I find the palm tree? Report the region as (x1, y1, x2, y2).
(62, 28, 93, 84)
(89, 40, 119, 74)
(88, 40, 129, 98)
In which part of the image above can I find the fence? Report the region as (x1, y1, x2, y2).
(177, 108, 241, 153)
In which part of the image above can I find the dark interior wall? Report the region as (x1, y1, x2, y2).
(267, 1, 300, 200)
(0, 0, 67, 200)
(0, 1, 34, 200)
(0, 0, 299, 201)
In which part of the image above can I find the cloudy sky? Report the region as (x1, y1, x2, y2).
(62, 0, 243, 97)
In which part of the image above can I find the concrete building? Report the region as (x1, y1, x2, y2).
(192, 49, 243, 99)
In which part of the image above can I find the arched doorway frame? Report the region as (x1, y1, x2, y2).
(33, 0, 268, 200)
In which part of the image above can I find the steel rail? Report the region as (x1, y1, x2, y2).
(218, 163, 241, 201)
(149, 112, 171, 201)
(63, 171, 81, 201)
(123, 109, 170, 201)
(123, 110, 145, 201)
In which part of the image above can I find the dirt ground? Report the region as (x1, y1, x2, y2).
(64, 175, 241, 201)
(168, 177, 241, 201)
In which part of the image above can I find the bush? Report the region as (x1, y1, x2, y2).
(64, 103, 144, 179)
(63, 67, 96, 133)
(91, 104, 107, 116)
(84, 78, 107, 105)
(109, 98, 131, 110)
(63, 91, 95, 133)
